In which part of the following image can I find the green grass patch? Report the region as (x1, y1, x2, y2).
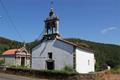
(111, 65, 120, 74)
(7, 67, 78, 77)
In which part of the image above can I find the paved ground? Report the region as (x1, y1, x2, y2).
(0, 73, 48, 80)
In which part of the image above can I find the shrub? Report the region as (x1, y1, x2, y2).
(6, 67, 77, 78)
(111, 65, 120, 74)
(0, 59, 4, 65)
(62, 66, 74, 72)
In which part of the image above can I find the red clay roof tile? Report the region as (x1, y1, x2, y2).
(3, 49, 18, 55)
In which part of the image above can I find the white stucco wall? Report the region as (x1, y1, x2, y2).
(5, 57, 15, 66)
(76, 48, 95, 73)
(16, 51, 31, 67)
(15, 57, 21, 66)
(5, 56, 30, 67)
(16, 57, 30, 67)
(25, 59, 31, 67)
(32, 39, 74, 70)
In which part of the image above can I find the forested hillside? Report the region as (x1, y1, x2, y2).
(0, 37, 23, 54)
(0, 37, 120, 70)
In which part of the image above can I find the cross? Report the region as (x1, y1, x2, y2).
(50, 0, 54, 9)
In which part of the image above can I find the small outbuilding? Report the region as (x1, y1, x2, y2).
(1, 46, 31, 67)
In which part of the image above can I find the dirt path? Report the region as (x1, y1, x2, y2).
(108, 74, 120, 80)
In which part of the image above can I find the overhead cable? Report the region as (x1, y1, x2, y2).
(0, 0, 24, 41)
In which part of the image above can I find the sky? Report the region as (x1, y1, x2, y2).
(0, 0, 120, 45)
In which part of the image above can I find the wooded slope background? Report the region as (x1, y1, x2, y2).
(0, 37, 120, 70)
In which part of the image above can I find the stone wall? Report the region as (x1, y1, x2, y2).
(96, 70, 111, 80)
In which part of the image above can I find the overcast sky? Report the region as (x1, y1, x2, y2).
(0, 0, 120, 45)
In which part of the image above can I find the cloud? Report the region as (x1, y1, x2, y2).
(101, 27, 117, 34)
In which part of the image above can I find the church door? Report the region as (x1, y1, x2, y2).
(46, 60, 54, 70)
(21, 57, 25, 66)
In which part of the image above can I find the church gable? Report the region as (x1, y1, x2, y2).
(32, 39, 74, 57)
(56, 38, 93, 53)
(53, 39, 74, 54)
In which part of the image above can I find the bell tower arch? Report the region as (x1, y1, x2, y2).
(43, 2, 60, 40)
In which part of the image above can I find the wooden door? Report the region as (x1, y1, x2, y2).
(46, 60, 54, 70)
(21, 57, 25, 66)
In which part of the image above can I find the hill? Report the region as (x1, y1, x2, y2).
(0, 37, 120, 70)
(0, 37, 23, 54)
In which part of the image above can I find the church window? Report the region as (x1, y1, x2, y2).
(48, 52, 52, 59)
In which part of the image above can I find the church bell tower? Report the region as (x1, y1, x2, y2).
(43, 4, 60, 40)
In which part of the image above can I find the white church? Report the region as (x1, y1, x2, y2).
(32, 7, 95, 73)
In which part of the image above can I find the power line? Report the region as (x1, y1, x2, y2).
(0, 0, 24, 41)
(36, 28, 44, 41)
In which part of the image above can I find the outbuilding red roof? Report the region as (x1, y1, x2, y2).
(3, 49, 18, 55)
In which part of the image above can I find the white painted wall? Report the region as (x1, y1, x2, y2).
(76, 48, 95, 73)
(32, 39, 74, 70)
(15, 57, 21, 66)
(16, 51, 31, 67)
(4, 56, 30, 67)
(25, 59, 31, 67)
(5, 57, 15, 66)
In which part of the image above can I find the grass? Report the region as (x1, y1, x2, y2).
(111, 65, 120, 74)
(7, 67, 77, 76)
(12, 65, 77, 75)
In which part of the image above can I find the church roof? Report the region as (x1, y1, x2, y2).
(3, 47, 30, 56)
(3, 49, 18, 55)
(56, 38, 94, 53)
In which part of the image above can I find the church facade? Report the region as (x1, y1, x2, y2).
(32, 8, 95, 73)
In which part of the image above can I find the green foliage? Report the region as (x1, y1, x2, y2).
(8, 67, 77, 76)
(0, 59, 4, 65)
(0, 37, 23, 54)
(0, 44, 9, 54)
(62, 66, 74, 72)
(111, 65, 120, 74)
(26, 40, 40, 52)
(11, 65, 30, 69)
